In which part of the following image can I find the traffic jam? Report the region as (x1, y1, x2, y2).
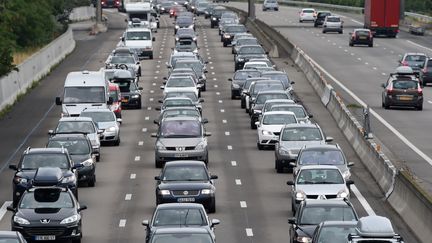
(0, 0, 409, 243)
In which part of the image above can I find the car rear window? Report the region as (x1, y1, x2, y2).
(356, 30, 370, 36)
(405, 55, 426, 62)
(327, 17, 340, 22)
(392, 80, 417, 89)
(300, 206, 357, 225)
(303, 9, 315, 13)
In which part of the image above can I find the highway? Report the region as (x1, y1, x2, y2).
(0, 8, 418, 243)
(227, 2, 432, 194)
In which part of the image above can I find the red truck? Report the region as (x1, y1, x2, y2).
(364, 0, 400, 37)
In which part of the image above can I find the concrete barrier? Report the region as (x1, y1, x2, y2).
(69, 6, 96, 22)
(228, 6, 432, 242)
(0, 28, 76, 111)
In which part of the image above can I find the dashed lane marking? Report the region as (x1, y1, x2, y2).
(142, 128, 148, 132)
(222, 119, 227, 124)
(245, 228, 254, 237)
(240, 201, 247, 208)
(125, 194, 132, 201)
(134, 156, 141, 161)
(235, 179, 242, 185)
(225, 131, 230, 136)
(130, 174, 136, 179)
(119, 219, 127, 227)
(220, 109, 225, 113)
(231, 161, 237, 166)
(227, 145, 232, 150)
(138, 141, 144, 146)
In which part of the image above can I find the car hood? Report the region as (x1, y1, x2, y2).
(158, 181, 213, 190)
(16, 170, 74, 180)
(97, 121, 117, 130)
(16, 208, 76, 223)
(295, 225, 317, 238)
(70, 154, 91, 164)
(279, 140, 324, 149)
(158, 137, 204, 147)
(296, 184, 346, 195)
(260, 124, 284, 133)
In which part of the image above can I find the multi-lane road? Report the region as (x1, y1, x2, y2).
(0, 7, 419, 243)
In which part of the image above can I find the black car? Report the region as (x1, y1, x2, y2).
(155, 161, 218, 213)
(209, 7, 227, 28)
(234, 45, 268, 71)
(314, 11, 331, 27)
(221, 24, 248, 47)
(288, 200, 358, 243)
(175, 17, 194, 34)
(148, 228, 215, 243)
(349, 29, 373, 47)
(142, 203, 219, 242)
(46, 133, 96, 187)
(228, 70, 261, 99)
(8, 184, 87, 243)
(159, 2, 173, 14)
(246, 79, 286, 113)
(9, 148, 79, 208)
(112, 72, 143, 109)
(174, 39, 199, 53)
(311, 221, 357, 243)
(240, 77, 270, 108)
(0, 231, 26, 243)
(420, 58, 432, 86)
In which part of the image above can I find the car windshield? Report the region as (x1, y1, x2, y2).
(303, 9, 315, 13)
(176, 62, 202, 73)
(126, 31, 151, 40)
(327, 17, 340, 22)
(177, 18, 193, 25)
(153, 208, 207, 226)
(262, 114, 297, 125)
(317, 225, 357, 243)
(405, 55, 426, 64)
(239, 46, 265, 54)
(234, 71, 261, 80)
(163, 109, 200, 119)
(21, 154, 69, 170)
(110, 56, 134, 64)
(164, 99, 194, 108)
(253, 83, 284, 95)
(114, 80, 138, 92)
(245, 63, 268, 68)
(81, 111, 116, 123)
(56, 121, 96, 134)
(160, 120, 201, 137)
(226, 26, 247, 33)
(256, 93, 288, 104)
(167, 77, 195, 87)
(165, 92, 198, 102)
(151, 233, 213, 243)
(297, 169, 344, 184)
(299, 206, 356, 225)
(238, 39, 259, 45)
(221, 12, 237, 18)
(281, 127, 322, 141)
(19, 191, 73, 209)
(392, 80, 417, 90)
(318, 12, 331, 17)
(162, 166, 208, 181)
(63, 87, 105, 104)
(299, 150, 345, 165)
(47, 140, 90, 155)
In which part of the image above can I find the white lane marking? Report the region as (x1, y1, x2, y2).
(154, 77, 158, 79)
(152, 83, 156, 86)
(208, 57, 212, 60)
(245, 228, 254, 237)
(138, 141, 144, 146)
(135, 156, 141, 161)
(210, 66, 214, 70)
(308, 52, 432, 167)
(150, 98, 154, 101)
(235, 179, 242, 185)
(365, 62, 369, 65)
(209, 61, 213, 64)
(231, 161, 237, 166)
(147, 107, 152, 110)
(213, 78, 217, 81)
(156, 65, 160, 68)
(225, 131, 230, 136)
(119, 219, 127, 227)
(142, 128, 147, 132)
(351, 185, 376, 215)
(357, 58, 361, 61)
(406, 40, 432, 52)
(145, 116, 150, 120)
(382, 73, 386, 76)
(211, 72, 215, 75)
(159, 56, 162, 58)
(207, 52, 211, 55)
(350, 53, 355, 56)
(125, 194, 132, 201)
(155, 70, 160, 74)
(240, 201, 247, 208)
(130, 173, 136, 179)
(428, 100, 432, 104)
(227, 145, 232, 150)
(216, 92, 220, 96)
(218, 100, 223, 104)
(150, 90, 154, 93)
(350, 19, 363, 25)
(220, 109, 225, 113)
(214, 84, 218, 88)
(373, 67, 377, 70)
(0, 201, 12, 221)
(222, 119, 227, 124)
(344, 49, 348, 52)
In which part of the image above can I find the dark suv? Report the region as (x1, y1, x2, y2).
(314, 11, 331, 27)
(9, 148, 80, 208)
(349, 29, 373, 47)
(420, 58, 432, 86)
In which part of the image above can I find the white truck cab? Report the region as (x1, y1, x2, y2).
(121, 27, 155, 59)
(55, 70, 112, 117)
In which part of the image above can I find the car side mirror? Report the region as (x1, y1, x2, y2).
(151, 133, 158, 137)
(308, 114, 313, 118)
(142, 220, 150, 226)
(290, 81, 295, 85)
(346, 180, 354, 185)
(154, 175, 161, 180)
(210, 175, 218, 179)
(286, 180, 295, 186)
(348, 161, 355, 167)
(152, 37, 156, 41)
(325, 136, 333, 142)
(153, 119, 159, 125)
(7, 206, 16, 212)
(288, 217, 297, 224)
(199, 98, 205, 103)
(160, 86, 165, 89)
(155, 107, 161, 111)
(165, 62, 171, 68)
(163, 81, 167, 85)
(55, 97, 62, 105)
(98, 129, 104, 134)
(9, 164, 18, 171)
(78, 205, 88, 212)
(107, 97, 114, 105)
(228, 78, 233, 81)
(205, 61, 209, 64)
(265, 51, 269, 54)
(202, 118, 209, 124)
(163, 77, 168, 80)
(48, 129, 54, 135)
(72, 164, 84, 170)
(211, 219, 220, 227)
(204, 70, 208, 73)
(138, 87, 144, 90)
(158, 99, 163, 103)
(205, 132, 212, 136)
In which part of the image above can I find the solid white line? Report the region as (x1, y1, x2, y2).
(308, 50, 432, 167)
(406, 40, 432, 53)
(235, 179, 242, 185)
(350, 19, 363, 25)
(245, 228, 254, 237)
(225, 131, 230, 136)
(231, 161, 237, 166)
(240, 201, 247, 208)
(351, 185, 376, 216)
(135, 156, 141, 161)
(0, 201, 12, 221)
(130, 174, 136, 179)
(227, 145, 233, 150)
(222, 120, 227, 124)
(119, 219, 127, 227)
(125, 194, 132, 201)
(138, 141, 144, 146)
(142, 128, 147, 132)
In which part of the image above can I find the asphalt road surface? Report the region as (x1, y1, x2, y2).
(0, 9, 419, 243)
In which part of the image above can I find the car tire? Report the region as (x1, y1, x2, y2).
(257, 142, 264, 150)
(339, 30, 343, 34)
(202, 84, 206, 92)
(384, 102, 390, 109)
(114, 137, 120, 146)
(250, 119, 257, 129)
(231, 49, 234, 54)
(231, 91, 236, 99)
(211, 24, 214, 28)
(96, 155, 100, 162)
(223, 42, 227, 47)
(241, 99, 246, 108)
(291, 202, 296, 215)
(208, 199, 216, 213)
(349, 42, 353, 47)
(369, 43, 373, 47)
(149, 54, 154, 59)
(275, 8, 279, 11)
(155, 160, 163, 168)
(276, 160, 283, 173)
(417, 104, 423, 110)
(314, 23, 317, 27)
(88, 175, 96, 187)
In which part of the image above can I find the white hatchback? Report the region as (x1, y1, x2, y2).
(256, 111, 298, 149)
(299, 8, 316, 22)
(161, 75, 200, 98)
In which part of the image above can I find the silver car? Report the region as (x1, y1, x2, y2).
(274, 123, 332, 173)
(151, 117, 211, 168)
(262, 0, 279, 11)
(80, 108, 121, 146)
(286, 165, 354, 212)
(153, 107, 207, 126)
(270, 104, 312, 123)
(322, 16, 343, 34)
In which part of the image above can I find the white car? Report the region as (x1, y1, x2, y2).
(161, 75, 200, 98)
(256, 111, 298, 150)
(243, 61, 273, 70)
(262, 0, 279, 11)
(299, 8, 316, 22)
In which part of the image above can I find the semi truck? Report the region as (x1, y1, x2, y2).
(364, 0, 400, 37)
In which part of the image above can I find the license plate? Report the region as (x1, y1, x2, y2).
(178, 197, 195, 202)
(359, 36, 367, 39)
(121, 99, 128, 103)
(175, 154, 188, 158)
(34, 235, 56, 241)
(398, 96, 413, 101)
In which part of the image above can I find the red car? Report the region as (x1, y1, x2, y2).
(101, 0, 120, 8)
(109, 82, 122, 118)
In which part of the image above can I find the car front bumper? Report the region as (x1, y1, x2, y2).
(77, 165, 96, 182)
(12, 223, 82, 242)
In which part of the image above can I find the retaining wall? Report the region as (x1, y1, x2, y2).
(69, 6, 96, 22)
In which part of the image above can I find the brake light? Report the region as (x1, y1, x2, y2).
(418, 86, 423, 96)
(386, 87, 393, 95)
(369, 32, 373, 38)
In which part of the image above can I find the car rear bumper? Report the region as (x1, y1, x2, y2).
(385, 97, 423, 107)
(158, 195, 215, 209)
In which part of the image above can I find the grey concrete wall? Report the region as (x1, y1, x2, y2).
(69, 6, 96, 22)
(0, 28, 76, 111)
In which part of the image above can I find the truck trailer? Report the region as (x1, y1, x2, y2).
(364, 0, 400, 37)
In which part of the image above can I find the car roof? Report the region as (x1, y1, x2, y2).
(404, 52, 427, 56)
(239, 44, 263, 48)
(321, 221, 358, 227)
(25, 147, 67, 154)
(354, 28, 371, 32)
(153, 227, 210, 234)
(163, 106, 198, 111)
(302, 144, 340, 151)
(265, 99, 294, 103)
(299, 165, 341, 170)
(156, 203, 205, 210)
(165, 160, 206, 167)
(59, 117, 94, 122)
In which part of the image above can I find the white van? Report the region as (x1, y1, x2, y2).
(121, 27, 155, 59)
(124, 1, 158, 31)
(55, 70, 112, 117)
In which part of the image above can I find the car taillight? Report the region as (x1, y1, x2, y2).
(422, 68, 427, 73)
(418, 87, 423, 96)
(386, 87, 393, 95)
(369, 32, 373, 38)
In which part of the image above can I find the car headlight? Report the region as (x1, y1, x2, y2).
(81, 158, 94, 167)
(60, 214, 80, 224)
(14, 177, 28, 184)
(193, 37, 197, 41)
(188, 25, 194, 29)
(212, 17, 216, 20)
(232, 83, 240, 89)
(295, 191, 306, 201)
(253, 109, 262, 114)
(262, 130, 273, 136)
(195, 141, 206, 150)
(156, 142, 165, 150)
(161, 7, 165, 10)
(296, 236, 312, 243)
(237, 58, 244, 62)
(106, 126, 117, 132)
(337, 189, 349, 199)
(131, 94, 140, 99)
(201, 189, 214, 194)
(342, 170, 351, 179)
(223, 34, 231, 38)
(175, 37, 180, 41)
(205, 11, 208, 14)
(175, 25, 179, 29)
(193, 49, 198, 54)
(62, 175, 76, 184)
(13, 216, 30, 225)
(159, 190, 170, 195)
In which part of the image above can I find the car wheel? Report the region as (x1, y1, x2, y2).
(241, 99, 246, 108)
(137, 100, 142, 109)
(349, 42, 353, 47)
(369, 43, 373, 47)
(223, 42, 227, 47)
(88, 175, 96, 187)
(291, 202, 296, 215)
(155, 160, 163, 168)
(417, 104, 423, 110)
(322, 30, 326, 33)
(149, 54, 154, 59)
(114, 137, 120, 146)
(275, 8, 279, 11)
(202, 84, 206, 92)
(138, 68, 142, 76)
(231, 91, 236, 99)
(314, 23, 317, 27)
(72, 238, 82, 243)
(257, 142, 264, 150)
(276, 160, 283, 173)
(339, 30, 343, 34)
(96, 155, 100, 162)
(384, 102, 390, 109)
(208, 199, 216, 213)
(250, 119, 257, 129)
(231, 49, 234, 54)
